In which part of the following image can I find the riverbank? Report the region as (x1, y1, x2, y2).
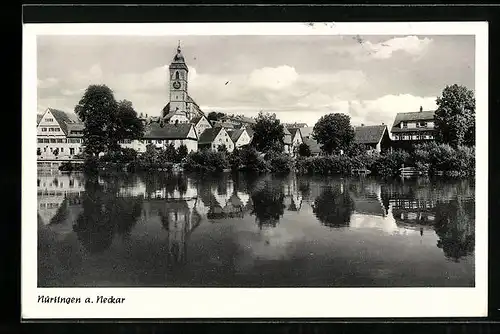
(59, 142, 475, 178)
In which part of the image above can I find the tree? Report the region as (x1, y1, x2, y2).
(75, 85, 118, 156)
(109, 99, 145, 151)
(313, 113, 355, 154)
(176, 144, 188, 162)
(75, 86, 144, 156)
(207, 111, 226, 124)
(435, 84, 475, 148)
(298, 143, 311, 157)
(252, 112, 285, 153)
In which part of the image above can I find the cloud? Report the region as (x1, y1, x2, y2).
(248, 65, 299, 90)
(37, 77, 59, 89)
(362, 36, 433, 60)
(36, 62, 437, 130)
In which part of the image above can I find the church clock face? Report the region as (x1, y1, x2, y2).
(173, 81, 181, 89)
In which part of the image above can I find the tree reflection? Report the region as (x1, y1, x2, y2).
(73, 175, 142, 254)
(250, 182, 285, 228)
(312, 184, 354, 228)
(434, 198, 475, 262)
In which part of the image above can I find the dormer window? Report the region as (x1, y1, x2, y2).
(402, 122, 408, 128)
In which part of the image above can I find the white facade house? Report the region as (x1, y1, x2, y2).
(228, 128, 252, 148)
(191, 115, 213, 137)
(142, 122, 199, 153)
(198, 127, 235, 153)
(37, 108, 84, 160)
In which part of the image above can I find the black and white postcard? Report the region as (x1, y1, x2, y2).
(22, 22, 488, 319)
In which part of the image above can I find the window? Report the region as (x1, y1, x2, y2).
(42, 128, 47, 132)
(37, 138, 43, 143)
(60, 147, 64, 152)
(50, 139, 56, 143)
(56, 139, 63, 143)
(419, 121, 427, 128)
(44, 148, 47, 152)
(175, 71, 179, 79)
(70, 148, 75, 155)
(79, 147, 82, 152)
(45, 118, 53, 122)
(402, 122, 408, 128)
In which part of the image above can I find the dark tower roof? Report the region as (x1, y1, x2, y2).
(169, 41, 189, 71)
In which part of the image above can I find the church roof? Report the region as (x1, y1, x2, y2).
(169, 44, 188, 71)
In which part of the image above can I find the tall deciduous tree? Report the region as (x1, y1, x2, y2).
(435, 84, 475, 148)
(75, 85, 118, 156)
(108, 99, 145, 151)
(252, 112, 285, 153)
(313, 113, 355, 154)
(75, 85, 144, 156)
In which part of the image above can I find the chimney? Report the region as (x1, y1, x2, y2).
(419, 106, 423, 112)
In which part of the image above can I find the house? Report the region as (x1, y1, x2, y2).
(302, 137, 322, 156)
(283, 127, 292, 154)
(37, 108, 84, 160)
(190, 114, 213, 137)
(288, 128, 303, 155)
(353, 124, 392, 153)
(198, 127, 235, 153)
(228, 128, 252, 149)
(391, 106, 436, 142)
(137, 122, 198, 153)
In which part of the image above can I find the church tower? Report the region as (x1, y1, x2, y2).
(169, 41, 189, 114)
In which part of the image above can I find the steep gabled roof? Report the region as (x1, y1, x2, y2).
(300, 127, 314, 139)
(283, 127, 291, 136)
(143, 122, 195, 139)
(288, 128, 302, 139)
(392, 110, 436, 129)
(246, 127, 255, 139)
(198, 127, 224, 145)
(228, 129, 245, 143)
(354, 125, 388, 145)
(37, 114, 43, 125)
(46, 108, 81, 136)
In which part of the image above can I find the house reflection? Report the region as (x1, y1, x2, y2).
(283, 175, 302, 212)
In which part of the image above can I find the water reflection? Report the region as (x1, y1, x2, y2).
(250, 177, 286, 228)
(38, 171, 476, 287)
(312, 182, 354, 228)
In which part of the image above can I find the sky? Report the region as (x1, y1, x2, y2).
(37, 34, 475, 127)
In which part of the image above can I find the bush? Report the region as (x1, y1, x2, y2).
(295, 155, 355, 175)
(184, 150, 229, 172)
(298, 143, 311, 157)
(264, 151, 293, 173)
(229, 146, 269, 172)
(411, 143, 474, 177)
(371, 149, 410, 178)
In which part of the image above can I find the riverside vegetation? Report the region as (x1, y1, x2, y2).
(60, 141, 475, 178)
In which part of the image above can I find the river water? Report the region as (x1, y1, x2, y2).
(37, 170, 475, 287)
